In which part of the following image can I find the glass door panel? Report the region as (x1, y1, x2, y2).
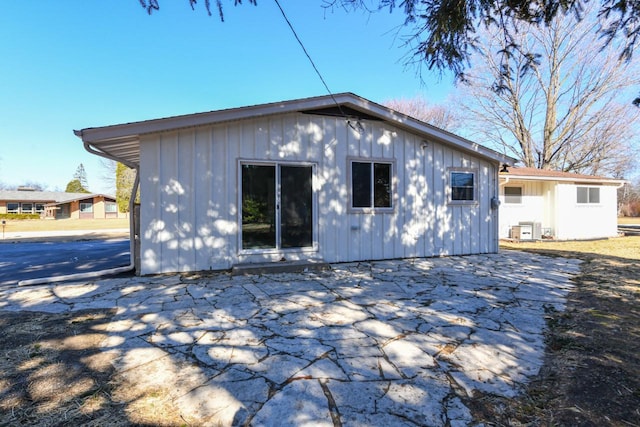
(241, 165, 276, 249)
(280, 165, 313, 248)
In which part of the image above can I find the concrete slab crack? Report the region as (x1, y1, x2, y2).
(319, 379, 342, 427)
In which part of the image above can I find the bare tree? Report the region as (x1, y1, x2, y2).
(458, 4, 640, 176)
(619, 178, 640, 217)
(100, 158, 117, 194)
(384, 96, 460, 132)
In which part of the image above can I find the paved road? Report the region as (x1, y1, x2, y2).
(0, 239, 131, 286)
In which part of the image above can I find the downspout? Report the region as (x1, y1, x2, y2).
(17, 141, 139, 286)
(82, 140, 139, 273)
(492, 164, 501, 253)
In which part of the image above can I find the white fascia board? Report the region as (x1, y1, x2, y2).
(75, 95, 349, 144)
(500, 175, 626, 186)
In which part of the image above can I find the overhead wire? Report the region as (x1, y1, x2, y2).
(273, 0, 362, 131)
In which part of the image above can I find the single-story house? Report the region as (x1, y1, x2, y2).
(0, 189, 126, 219)
(75, 93, 515, 275)
(499, 167, 625, 240)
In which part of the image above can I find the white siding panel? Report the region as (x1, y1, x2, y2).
(499, 180, 618, 240)
(193, 128, 214, 270)
(139, 111, 501, 274)
(140, 135, 161, 275)
(499, 180, 547, 239)
(555, 183, 619, 240)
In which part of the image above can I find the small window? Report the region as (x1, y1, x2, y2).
(80, 201, 94, 213)
(450, 170, 476, 202)
(20, 203, 33, 214)
(7, 203, 19, 213)
(105, 202, 118, 213)
(35, 203, 45, 213)
(504, 187, 522, 204)
(351, 160, 393, 210)
(577, 187, 600, 204)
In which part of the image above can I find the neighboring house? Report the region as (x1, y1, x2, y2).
(499, 167, 625, 240)
(0, 189, 126, 219)
(75, 93, 514, 275)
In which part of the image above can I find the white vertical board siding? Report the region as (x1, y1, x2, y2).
(139, 112, 500, 274)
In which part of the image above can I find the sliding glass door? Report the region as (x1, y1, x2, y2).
(241, 163, 313, 251)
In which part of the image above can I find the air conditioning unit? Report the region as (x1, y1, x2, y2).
(519, 221, 542, 240)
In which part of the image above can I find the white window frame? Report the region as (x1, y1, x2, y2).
(7, 202, 19, 214)
(105, 202, 118, 213)
(448, 168, 478, 205)
(238, 159, 319, 255)
(504, 186, 523, 204)
(576, 186, 601, 204)
(20, 203, 34, 214)
(80, 201, 94, 213)
(348, 157, 395, 213)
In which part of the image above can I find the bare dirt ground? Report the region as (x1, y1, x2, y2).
(1, 237, 638, 426)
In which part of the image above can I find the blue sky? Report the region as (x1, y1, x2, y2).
(0, 1, 455, 193)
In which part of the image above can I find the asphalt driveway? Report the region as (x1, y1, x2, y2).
(0, 239, 130, 286)
(0, 251, 580, 426)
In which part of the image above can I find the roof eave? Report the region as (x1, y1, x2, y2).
(75, 93, 517, 167)
(500, 174, 626, 185)
(337, 96, 516, 165)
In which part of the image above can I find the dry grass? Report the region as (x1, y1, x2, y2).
(2, 218, 129, 232)
(618, 216, 640, 225)
(478, 236, 640, 426)
(501, 235, 640, 260)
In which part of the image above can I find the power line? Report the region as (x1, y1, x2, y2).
(273, 0, 360, 130)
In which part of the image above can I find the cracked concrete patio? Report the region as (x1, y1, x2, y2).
(0, 251, 581, 426)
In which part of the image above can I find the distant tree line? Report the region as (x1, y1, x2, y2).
(620, 180, 640, 217)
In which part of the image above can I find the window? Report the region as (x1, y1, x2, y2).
(240, 162, 314, 250)
(20, 203, 34, 213)
(450, 170, 476, 202)
(350, 160, 393, 210)
(504, 186, 522, 204)
(105, 202, 118, 213)
(80, 201, 93, 213)
(577, 187, 600, 204)
(7, 203, 19, 214)
(35, 203, 45, 214)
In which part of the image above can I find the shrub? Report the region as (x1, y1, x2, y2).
(0, 213, 41, 220)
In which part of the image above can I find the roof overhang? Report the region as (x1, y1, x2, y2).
(500, 172, 626, 186)
(75, 93, 516, 168)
